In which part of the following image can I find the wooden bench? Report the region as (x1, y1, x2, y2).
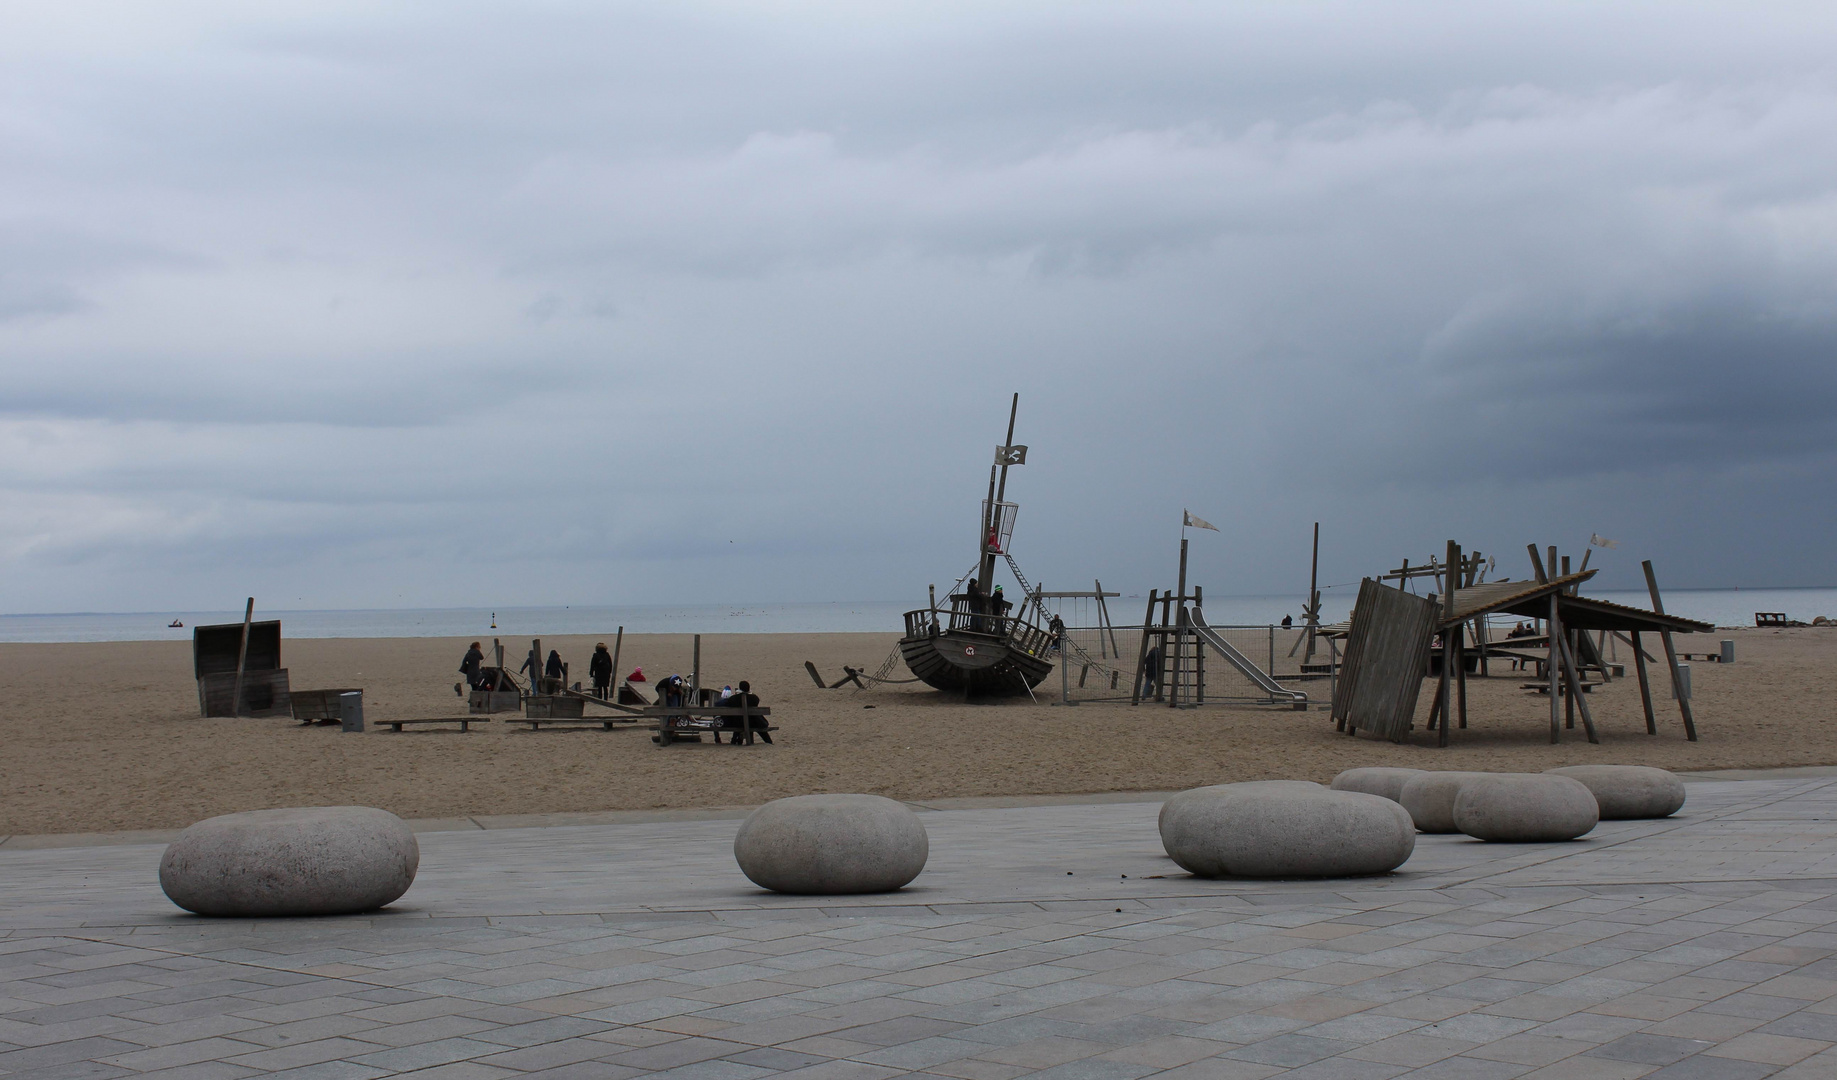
(1522, 682, 1596, 695)
(514, 718, 644, 732)
(642, 706, 774, 745)
(380, 717, 477, 732)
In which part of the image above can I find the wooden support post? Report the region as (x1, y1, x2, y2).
(1096, 579, 1118, 659)
(494, 638, 503, 671)
(1195, 586, 1207, 705)
(1439, 540, 1458, 747)
(1527, 543, 1548, 583)
(1170, 538, 1189, 709)
(1132, 590, 1157, 705)
(1456, 638, 1469, 729)
(1304, 522, 1320, 664)
(1644, 560, 1699, 741)
(1557, 633, 1600, 743)
(692, 634, 702, 705)
(1631, 630, 1657, 734)
(1547, 595, 1562, 744)
(609, 627, 624, 702)
(531, 638, 541, 697)
(1426, 678, 1443, 732)
(231, 597, 254, 717)
(1328, 636, 1341, 725)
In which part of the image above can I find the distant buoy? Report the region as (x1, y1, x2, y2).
(490, 612, 497, 629)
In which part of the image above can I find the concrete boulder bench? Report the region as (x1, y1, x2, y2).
(1330, 767, 1424, 803)
(1546, 765, 1686, 819)
(1453, 774, 1599, 842)
(1159, 782, 1415, 879)
(159, 806, 420, 917)
(1397, 772, 1492, 833)
(734, 794, 928, 894)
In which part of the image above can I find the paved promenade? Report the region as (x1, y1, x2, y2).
(4, 775, 1837, 1079)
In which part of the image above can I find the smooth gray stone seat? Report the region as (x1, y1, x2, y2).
(1157, 780, 1323, 839)
(1545, 765, 1686, 819)
(1160, 783, 1415, 878)
(159, 806, 419, 917)
(734, 794, 928, 894)
(1397, 772, 1493, 833)
(1454, 774, 1600, 842)
(1330, 767, 1424, 803)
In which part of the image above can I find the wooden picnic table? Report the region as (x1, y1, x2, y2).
(642, 705, 774, 745)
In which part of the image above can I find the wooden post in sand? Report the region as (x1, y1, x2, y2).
(609, 627, 624, 700)
(231, 597, 254, 717)
(692, 634, 702, 705)
(1644, 560, 1699, 741)
(1439, 540, 1458, 747)
(531, 639, 541, 698)
(1631, 630, 1658, 734)
(1132, 590, 1158, 706)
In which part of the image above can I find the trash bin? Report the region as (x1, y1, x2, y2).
(1720, 639, 1735, 664)
(339, 691, 365, 733)
(1673, 663, 1691, 702)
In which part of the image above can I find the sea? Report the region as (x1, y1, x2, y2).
(2, 588, 1833, 643)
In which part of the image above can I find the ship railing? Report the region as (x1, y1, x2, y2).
(902, 603, 1055, 660)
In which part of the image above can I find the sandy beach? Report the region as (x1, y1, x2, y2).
(2, 626, 1833, 837)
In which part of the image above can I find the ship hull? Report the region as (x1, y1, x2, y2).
(898, 631, 1053, 696)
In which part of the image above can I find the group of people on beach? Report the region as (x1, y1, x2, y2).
(454, 642, 770, 741)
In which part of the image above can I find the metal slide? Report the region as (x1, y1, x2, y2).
(1189, 608, 1309, 706)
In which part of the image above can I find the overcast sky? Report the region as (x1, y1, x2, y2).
(3, 1, 1834, 614)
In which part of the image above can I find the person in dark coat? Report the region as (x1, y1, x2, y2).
(545, 650, 564, 680)
(519, 647, 539, 682)
(589, 643, 613, 698)
(729, 680, 771, 744)
(458, 641, 484, 693)
(1140, 645, 1162, 699)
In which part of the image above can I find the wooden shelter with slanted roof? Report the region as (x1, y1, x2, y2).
(1333, 541, 1712, 746)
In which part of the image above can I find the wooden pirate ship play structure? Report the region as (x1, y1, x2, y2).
(898, 394, 1057, 697)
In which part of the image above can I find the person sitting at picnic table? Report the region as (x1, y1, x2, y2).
(658, 674, 686, 708)
(589, 643, 613, 698)
(726, 680, 771, 745)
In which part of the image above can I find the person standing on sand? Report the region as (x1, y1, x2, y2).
(457, 641, 484, 695)
(519, 646, 539, 687)
(589, 643, 613, 698)
(1140, 645, 1162, 699)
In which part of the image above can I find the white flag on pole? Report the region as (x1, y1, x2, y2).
(1589, 533, 1619, 549)
(1184, 510, 1219, 532)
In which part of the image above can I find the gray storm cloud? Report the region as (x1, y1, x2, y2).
(2, 1, 1834, 611)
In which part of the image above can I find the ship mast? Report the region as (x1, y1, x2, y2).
(978, 392, 1020, 593)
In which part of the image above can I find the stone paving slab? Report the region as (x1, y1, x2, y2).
(4, 777, 1837, 1078)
